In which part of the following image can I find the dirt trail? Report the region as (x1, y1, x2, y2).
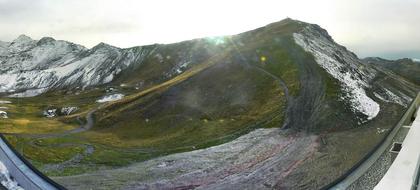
(228, 38, 291, 128)
(4, 106, 98, 139)
(252, 66, 291, 128)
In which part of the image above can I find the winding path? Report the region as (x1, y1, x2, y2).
(4, 109, 96, 139)
(0, 108, 98, 190)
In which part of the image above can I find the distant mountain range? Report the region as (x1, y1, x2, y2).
(364, 57, 420, 85)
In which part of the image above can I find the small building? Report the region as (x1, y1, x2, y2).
(43, 109, 57, 118)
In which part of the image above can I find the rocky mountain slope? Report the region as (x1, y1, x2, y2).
(0, 35, 140, 96)
(0, 35, 196, 97)
(0, 32, 242, 98)
(1, 19, 419, 189)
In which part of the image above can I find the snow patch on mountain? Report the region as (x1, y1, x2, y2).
(293, 26, 380, 121)
(96, 94, 124, 103)
(373, 88, 412, 107)
(8, 88, 48, 98)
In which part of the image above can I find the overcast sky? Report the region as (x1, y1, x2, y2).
(0, 0, 419, 59)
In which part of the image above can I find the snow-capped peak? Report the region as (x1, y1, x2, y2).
(13, 34, 33, 43)
(8, 34, 36, 53)
(92, 42, 118, 51)
(37, 37, 56, 45)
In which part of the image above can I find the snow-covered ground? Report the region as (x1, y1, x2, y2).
(294, 26, 380, 121)
(96, 94, 124, 103)
(0, 162, 23, 190)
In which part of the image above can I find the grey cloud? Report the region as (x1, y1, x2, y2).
(52, 22, 138, 35)
(0, 0, 48, 19)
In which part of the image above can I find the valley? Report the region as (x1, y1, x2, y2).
(0, 19, 419, 189)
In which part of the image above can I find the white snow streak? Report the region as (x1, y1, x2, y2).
(96, 94, 124, 103)
(293, 27, 380, 121)
(373, 88, 411, 107)
(8, 88, 48, 98)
